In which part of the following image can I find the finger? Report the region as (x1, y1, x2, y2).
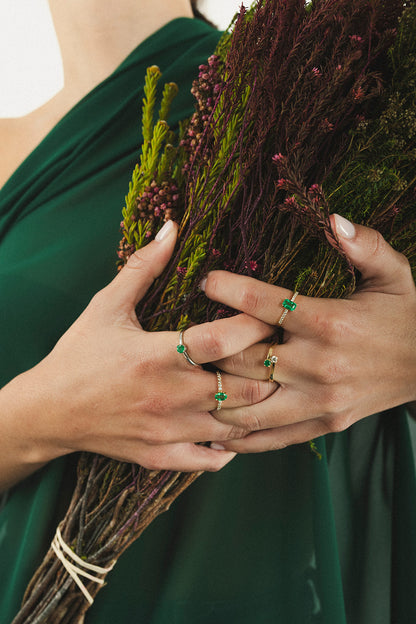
(150, 409, 251, 444)
(139, 442, 236, 472)
(216, 338, 347, 386)
(329, 214, 413, 294)
(209, 418, 329, 454)
(105, 220, 178, 309)
(169, 366, 276, 412)
(215, 342, 284, 382)
(200, 270, 343, 338)
(176, 313, 274, 364)
(211, 381, 348, 432)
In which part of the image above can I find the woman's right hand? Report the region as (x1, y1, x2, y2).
(0, 220, 275, 489)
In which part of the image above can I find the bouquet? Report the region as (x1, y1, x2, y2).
(13, 1, 416, 622)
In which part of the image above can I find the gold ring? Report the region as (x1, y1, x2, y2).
(214, 371, 227, 411)
(263, 345, 278, 381)
(277, 291, 298, 326)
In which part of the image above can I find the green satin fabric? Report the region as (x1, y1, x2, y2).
(0, 17, 415, 624)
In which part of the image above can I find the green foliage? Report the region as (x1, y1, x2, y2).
(324, 3, 416, 275)
(118, 67, 182, 265)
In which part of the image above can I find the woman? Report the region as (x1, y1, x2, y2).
(0, 1, 415, 622)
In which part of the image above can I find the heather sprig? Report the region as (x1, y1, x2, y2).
(324, 3, 416, 275)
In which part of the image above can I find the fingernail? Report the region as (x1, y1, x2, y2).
(210, 442, 226, 451)
(199, 277, 207, 292)
(155, 220, 174, 241)
(333, 214, 356, 239)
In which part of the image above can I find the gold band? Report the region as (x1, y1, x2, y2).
(277, 291, 299, 326)
(263, 345, 278, 381)
(215, 371, 228, 410)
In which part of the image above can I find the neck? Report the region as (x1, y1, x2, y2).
(48, 0, 193, 95)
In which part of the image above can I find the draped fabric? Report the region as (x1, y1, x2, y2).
(0, 17, 415, 624)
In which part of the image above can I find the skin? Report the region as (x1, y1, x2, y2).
(0, 0, 195, 188)
(1, 1, 415, 490)
(0, 221, 275, 490)
(205, 215, 416, 453)
(0, 0, 275, 491)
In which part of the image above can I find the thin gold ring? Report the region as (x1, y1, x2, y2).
(263, 345, 278, 381)
(214, 371, 227, 411)
(277, 291, 299, 326)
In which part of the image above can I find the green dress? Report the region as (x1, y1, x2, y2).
(0, 18, 415, 624)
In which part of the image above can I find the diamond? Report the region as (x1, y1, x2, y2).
(270, 355, 278, 364)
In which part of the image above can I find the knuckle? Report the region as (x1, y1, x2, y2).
(312, 352, 348, 385)
(237, 408, 263, 432)
(312, 311, 351, 345)
(369, 229, 387, 260)
(240, 285, 262, 317)
(126, 248, 152, 271)
(225, 424, 249, 440)
(394, 250, 413, 280)
(223, 349, 246, 375)
(140, 425, 166, 446)
(200, 323, 229, 359)
(321, 413, 352, 434)
(268, 438, 288, 452)
(139, 450, 166, 471)
(240, 378, 268, 405)
(318, 387, 346, 417)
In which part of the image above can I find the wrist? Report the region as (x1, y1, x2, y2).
(0, 366, 69, 486)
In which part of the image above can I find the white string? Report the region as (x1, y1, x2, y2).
(51, 527, 115, 605)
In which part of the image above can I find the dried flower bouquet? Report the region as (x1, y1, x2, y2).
(12, 1, 416, 622)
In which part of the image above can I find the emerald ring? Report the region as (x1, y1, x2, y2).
(263, 345, 278, 381)
(277, 291, 299, 326)
(215, 371, 227, 411)
(176, 330, 200, 367)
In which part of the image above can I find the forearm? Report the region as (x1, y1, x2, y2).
(0, 368, 65, 492)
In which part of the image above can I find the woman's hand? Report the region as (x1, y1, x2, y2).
(202, 215, 416, 453)
(0, 221, 275, 489)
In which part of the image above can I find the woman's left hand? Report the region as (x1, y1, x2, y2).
(201, 215, 416, 453)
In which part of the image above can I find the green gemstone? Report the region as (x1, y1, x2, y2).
(282, 298, 297, 311)
(215, 392, 227, 402)
(264, 359, 271, 367)
(176, 344, 185, 354)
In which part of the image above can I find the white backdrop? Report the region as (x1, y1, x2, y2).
(0, 0, 249, 117)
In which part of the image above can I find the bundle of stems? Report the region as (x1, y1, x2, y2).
(13, 1, 416, 622)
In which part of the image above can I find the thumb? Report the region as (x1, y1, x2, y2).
(106, 220, 178, 309)
(329, 213, 412, 294)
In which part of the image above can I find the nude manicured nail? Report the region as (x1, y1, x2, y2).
(210, 442, 226, 451)
(155, 220, 174, 241)
(199, 277, 207, 291)
(333, 213, 356, 239)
